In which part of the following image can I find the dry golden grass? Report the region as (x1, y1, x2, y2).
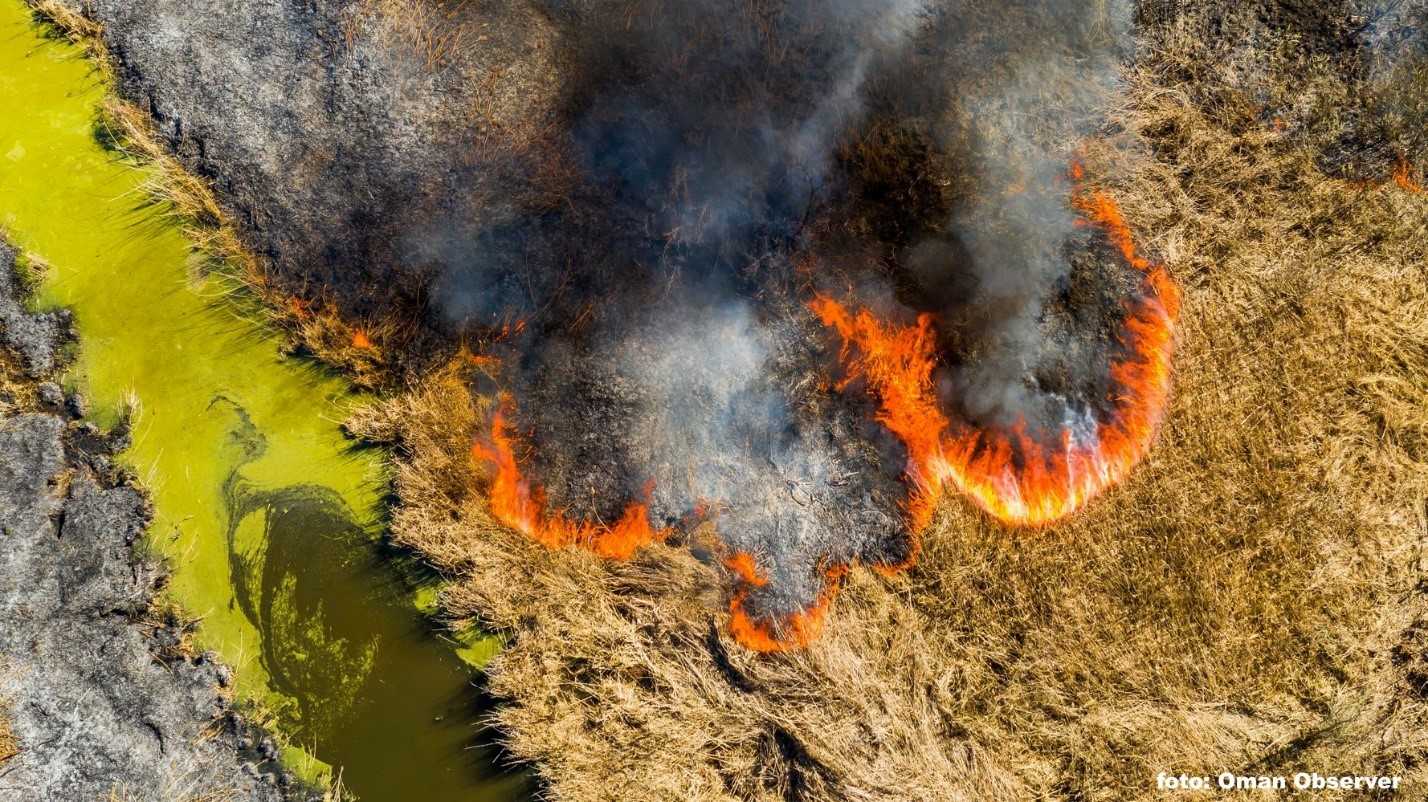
(29, 0, 98, 43)
(0, 710, 17, 767)
(352, 13, 1428, 802)
(0, 336, 39, 415)
(29, 0, 1427, 798)
(107, 782, 238, 802)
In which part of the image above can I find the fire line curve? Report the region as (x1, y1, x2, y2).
(473, 396, 839, 653)
(468, 177, 1179, 653)
(813, 177, 1181, 531)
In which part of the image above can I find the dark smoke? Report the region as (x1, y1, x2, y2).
(418, 0, 1141, 636)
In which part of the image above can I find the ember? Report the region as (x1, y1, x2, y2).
(1394, 159, 1424, 193)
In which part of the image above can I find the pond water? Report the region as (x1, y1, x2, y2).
(0, 3, 528, 799)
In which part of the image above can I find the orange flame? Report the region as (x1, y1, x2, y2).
(352, 329, 373, 349)
(471, 390, 843, 650)
(1395, 159, 1424, 194)
(813, 173, 1180, 530)
(472, 397, 670, 560)
(724, 550, 845, 653)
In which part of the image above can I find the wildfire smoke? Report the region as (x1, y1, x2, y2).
(814, 170, 1180, 529)
(444, 0, 1157, 651)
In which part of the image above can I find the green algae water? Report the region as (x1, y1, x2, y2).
(0, 4, 525, 800)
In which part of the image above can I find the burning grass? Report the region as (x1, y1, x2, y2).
(811, 170, 1181, 530)
(357, 6, 1428, 799)
(38, 0, 1428, 797)
(473, 396, 672, 560)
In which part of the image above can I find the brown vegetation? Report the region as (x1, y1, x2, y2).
(349, 8, 1428, 802)
(29, 0, 427, 391)
(0, 710, 17, 767)
(352, 0, 493, 73)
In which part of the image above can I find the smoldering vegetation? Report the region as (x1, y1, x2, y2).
(850, 0, 1145, 440)
(55, 0, 1174, 636)
(413, 0, 1153, 630)
(52, 0, 566, 386)
(351, 0, 1428, 798)
(426, 0, 939, 627)
(1137, 0, 1428, 183)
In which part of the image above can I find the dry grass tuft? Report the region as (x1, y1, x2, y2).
(361, 10, 1428, 802)
(28, 0, 98, 44)
(94, 96, 251, 274)
(0, 236, 46, 412)
(0, 710, 17, 767)
(353, 0, 492, 73)
(0, 345, 38, 415)
(28, 1, 245, 268)
(279, 297, 423, 390)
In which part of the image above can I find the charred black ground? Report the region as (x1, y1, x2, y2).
(57, 0, 1428, 639)
(466, 0, 933, 624)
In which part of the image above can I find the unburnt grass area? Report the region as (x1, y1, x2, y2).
(0, 710, 16, 767)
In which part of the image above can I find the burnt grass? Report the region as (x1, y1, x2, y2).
(29, 0, 1428, 800)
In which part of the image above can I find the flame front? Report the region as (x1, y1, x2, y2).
(473, 397, 670, 560)
(724, 550, 845, 653)
(474, 395, 842, 651)
(469, 179, 1177, 649)
(813, 179, 1181, 530)
(1395, 159, 1425, 194)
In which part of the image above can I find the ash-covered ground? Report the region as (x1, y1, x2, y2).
(41, 0, 1183, 635)
(0, 242, 306, 801)
(478, 0, 1165, 626)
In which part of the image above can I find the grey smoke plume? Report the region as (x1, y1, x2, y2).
(506, 0, 931, 628)
(881, 0, 1140, 442)
(420, 0, 1141, 639)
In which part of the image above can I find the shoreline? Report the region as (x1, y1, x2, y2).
(11, 0, 1427, 799)
(0, 238, 309, 801)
